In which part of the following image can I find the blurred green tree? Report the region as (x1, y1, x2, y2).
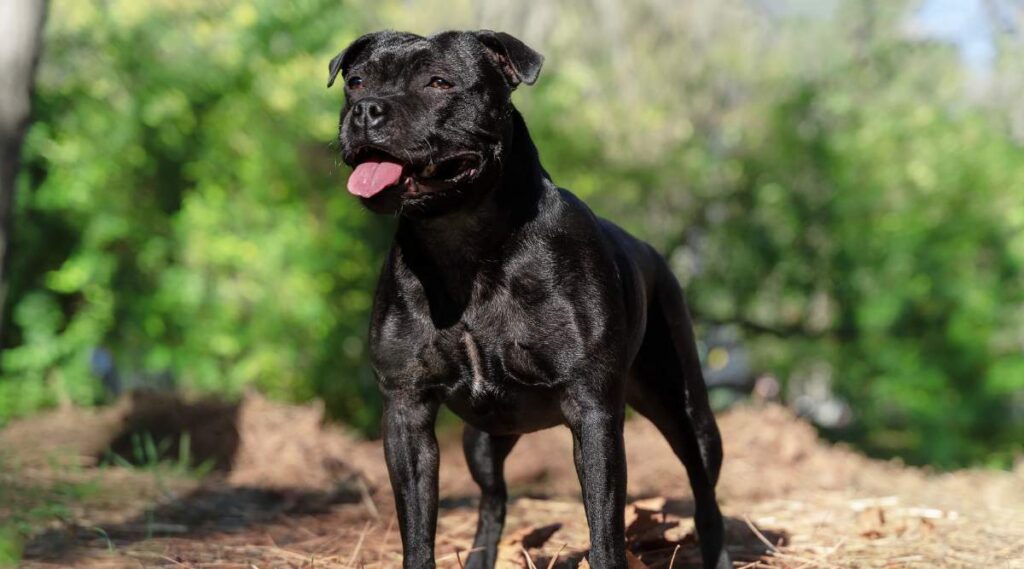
(2, 0, 388, 431)
(0, 0, 48, 345)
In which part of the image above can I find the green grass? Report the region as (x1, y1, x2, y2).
(0, 452, 102, 567)
(0, 434, 212, 567)
(100, 431, 216, 478)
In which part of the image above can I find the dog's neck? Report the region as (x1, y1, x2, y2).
(395, 107, 547, 325)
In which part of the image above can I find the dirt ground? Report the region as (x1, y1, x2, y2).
(1, 392, 1022, 568)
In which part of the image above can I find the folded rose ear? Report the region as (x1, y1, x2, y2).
(327, 31, 386, 88)
(472, 30, 544, 87)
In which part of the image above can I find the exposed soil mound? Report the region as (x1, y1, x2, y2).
(105, 393, 240, 472)
(0, 391, 367, 492)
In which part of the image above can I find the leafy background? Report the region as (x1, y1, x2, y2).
(3, 0, 1023, 468)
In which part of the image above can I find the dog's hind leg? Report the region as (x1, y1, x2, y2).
(462, 425, 519, 569)
(626, 264, 730, 569)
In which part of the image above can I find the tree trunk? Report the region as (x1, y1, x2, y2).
(0, 0, 48, 345)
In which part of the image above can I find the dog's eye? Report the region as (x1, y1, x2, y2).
(346, 76, 364, 90)
(428, 76, 453, 90)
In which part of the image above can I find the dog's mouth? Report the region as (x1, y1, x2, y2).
(346, 148, 482, 199)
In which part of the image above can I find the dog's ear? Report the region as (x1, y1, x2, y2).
(472, 30, 544, 87)
(327, 32, 380, 88)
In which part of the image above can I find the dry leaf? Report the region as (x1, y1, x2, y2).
(572, 552, 648, 568)
(632, 497, 668, 511)
(569, 552, 647, 569)
(497, 524, 563, 568)
(625, 505, 661, 534)
(857, 506, 913, 539)
(857, 507, 885, 530)
(625, 499, 679, 549)
(624, 498, 667, 529)
(501, 523, 562, 548)
(626, 551, 650, 569)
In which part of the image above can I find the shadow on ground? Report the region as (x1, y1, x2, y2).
(22, 481, 364, 563)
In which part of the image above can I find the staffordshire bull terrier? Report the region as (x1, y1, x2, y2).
(328, 29, 730, 569)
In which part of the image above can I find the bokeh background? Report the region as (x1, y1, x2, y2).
(2, 0, 1023, 470)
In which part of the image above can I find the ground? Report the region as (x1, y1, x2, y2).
(1, 392, 1021, 568)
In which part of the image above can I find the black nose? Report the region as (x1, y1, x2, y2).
(351, 99, 387, 129)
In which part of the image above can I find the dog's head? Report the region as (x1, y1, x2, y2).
(329, 30, 543, 216)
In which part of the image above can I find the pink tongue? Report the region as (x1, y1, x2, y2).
(347, 161, 405, 198)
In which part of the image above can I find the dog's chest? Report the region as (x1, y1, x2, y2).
(439, 322, 570, 433)
(443, 297, 576, 393)
(372, 272, 583, 396)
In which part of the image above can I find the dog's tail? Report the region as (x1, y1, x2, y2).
(656, 264, 724, 486)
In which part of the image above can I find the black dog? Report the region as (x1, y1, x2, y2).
(329, 30, 730, 569)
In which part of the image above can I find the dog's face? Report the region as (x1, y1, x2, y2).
(329, 30, 543, 216)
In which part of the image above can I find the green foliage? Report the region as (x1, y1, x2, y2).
(3, 0, 385, 431)
(688, 74, 1024, 468)
(2, 1, 1022, 467)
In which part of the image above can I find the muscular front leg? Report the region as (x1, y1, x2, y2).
(563, 394, 628, 569)
(382, 391, 441, 569)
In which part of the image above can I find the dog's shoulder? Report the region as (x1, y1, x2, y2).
(527, 185, 603, 240)
(538, 186, 654, 261)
